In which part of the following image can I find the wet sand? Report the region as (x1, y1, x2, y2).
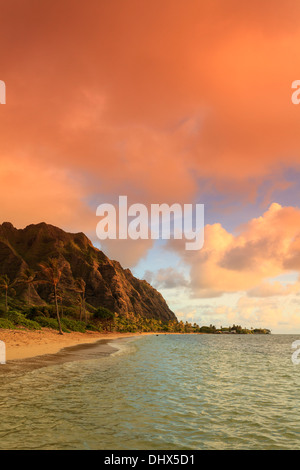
(0, 329, 184, 377)
(0, 334, 141, 377)
(0, 328, 150, 361)
(0, 329, 155, 377)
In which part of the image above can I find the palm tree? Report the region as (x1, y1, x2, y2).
(18, 268, 37, 305)
(39, 258, 66, 335)
(75, 294, 83, 320)
(75, 278, 86, 322)
(48, 288, 64, 317)
(0, 275, 17, 313)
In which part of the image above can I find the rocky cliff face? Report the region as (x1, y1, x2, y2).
(0, 222, 176, 322)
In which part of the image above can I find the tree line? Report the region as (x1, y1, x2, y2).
(0, 258, 86, 335)
(0, 257, 271, 335)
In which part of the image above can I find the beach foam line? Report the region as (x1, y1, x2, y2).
(107, 336, 142, 357)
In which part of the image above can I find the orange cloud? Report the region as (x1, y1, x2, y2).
(247, 280, 300, 297)
(2, 0, 300, 277)
(0, 156, 94, 230)
(207, 296, 300, 331)
(168, 203, 300, 297)
(1, 0, 300, 222)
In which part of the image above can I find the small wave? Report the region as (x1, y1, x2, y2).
(107, 339, 138, 357)
(0, 334, 299, 450)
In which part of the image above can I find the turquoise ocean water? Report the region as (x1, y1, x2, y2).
(0, 333, 300, 450)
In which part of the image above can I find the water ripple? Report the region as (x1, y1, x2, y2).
(0, 334, 300, 449)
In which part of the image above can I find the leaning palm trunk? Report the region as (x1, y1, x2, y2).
(75, 278, 86, 323)
(5, 288, 8, 313)
(27, 284, 31, 305)
(83, 298, 87, 323)
(39, 258, 66, 336)
(54, 284, 63, 335)
(0, 275, 18, 314)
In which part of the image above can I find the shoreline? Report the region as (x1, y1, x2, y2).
(0, 328, 156, 361)
(0, 328, 276, 379)
(0, 329, 158, 377)
(0, 327, 273, 363)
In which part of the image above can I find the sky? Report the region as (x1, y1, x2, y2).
(1, 0, 300, 332)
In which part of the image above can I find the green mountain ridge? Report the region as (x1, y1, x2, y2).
(0, 221, 177, 323)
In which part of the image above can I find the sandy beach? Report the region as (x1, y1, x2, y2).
(0, 328, 151, 361)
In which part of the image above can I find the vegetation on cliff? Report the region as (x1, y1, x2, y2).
(0, 222, 270, 335)
(0, 221, 176, 324)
